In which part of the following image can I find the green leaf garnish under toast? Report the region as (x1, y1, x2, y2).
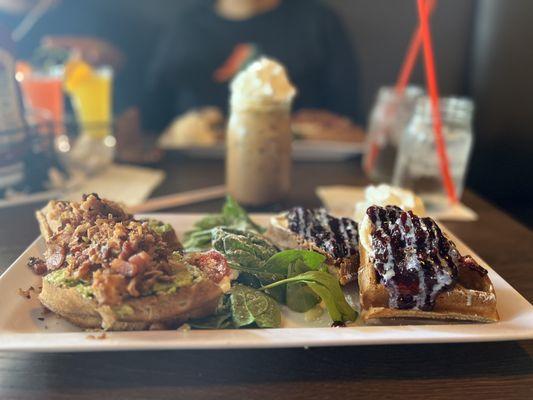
(188, 295, 233, 330)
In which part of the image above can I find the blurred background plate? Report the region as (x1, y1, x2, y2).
(162, 141, 366, 161)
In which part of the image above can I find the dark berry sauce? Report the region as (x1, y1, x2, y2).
(366, 205, 485, 311)
(286, 207, 359, 260)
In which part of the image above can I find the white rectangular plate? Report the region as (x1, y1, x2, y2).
(0, 214, 532, 352)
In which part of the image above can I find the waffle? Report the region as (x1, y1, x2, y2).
(267, 207, 359, 285)
(358, 206, 499, 322)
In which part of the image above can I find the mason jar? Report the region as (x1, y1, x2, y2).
(363, 85, 423, 183)
(226, 101, 292, 206)
(392, 96, 474, 209)
(226, 58, 296, 206)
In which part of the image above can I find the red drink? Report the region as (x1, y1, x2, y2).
(19, 74, 64, 136)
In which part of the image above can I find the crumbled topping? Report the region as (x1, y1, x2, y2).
(17, 287, 35, 299)
(86, 332, 107, 340)
(29, 194, 185, 305)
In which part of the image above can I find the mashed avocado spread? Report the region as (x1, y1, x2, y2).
(45, 268, 94, 299)
(45, 264, 201, 299)
(148, 220, 174, 236)
(151, 266, 201, 295)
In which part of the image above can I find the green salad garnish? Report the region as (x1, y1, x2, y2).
(189, 285, 281, 329)
(186, 196, 358, 329)
(183, 196, 265, 251)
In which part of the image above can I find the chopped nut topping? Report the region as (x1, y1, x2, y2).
(29, 194, 184, 305)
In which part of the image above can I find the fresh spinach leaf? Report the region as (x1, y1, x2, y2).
(230, 285, 281, 328)
(286, 260, 321, 312)
(212, 227, 278, 271)
(211, 227, 287, 301)
(193, 214, 227, 231)
(188, 313, 233, 330)
(261, 250, 326, 310)
(261, 271, 357, 323)
(188, 295, 233, 329)
(183, 196, 265, 251)
(182, 229, 214, 252)
(222, 196, 265, 233)
(262, 249, 327, 276)
(188, 285, 281, 330)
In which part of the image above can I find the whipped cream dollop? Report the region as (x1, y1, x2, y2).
(354, 184, 426, 223)
(230, 57, 296, 109)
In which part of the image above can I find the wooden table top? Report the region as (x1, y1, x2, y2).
(1, 156, 532, 400)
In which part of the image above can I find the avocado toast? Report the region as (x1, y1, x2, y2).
(30, 194, 222, 330)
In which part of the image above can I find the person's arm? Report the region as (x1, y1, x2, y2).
(318, 6, 362, 123)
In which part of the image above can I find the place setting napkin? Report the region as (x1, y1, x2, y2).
(65, 164, 165, 207)
(316, 185, 478, 222)
(0, 164, 165, 210)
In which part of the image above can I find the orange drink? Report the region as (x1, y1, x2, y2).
(66, 64, 112, 139)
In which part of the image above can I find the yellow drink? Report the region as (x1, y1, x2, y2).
(69, 67, 112, 139)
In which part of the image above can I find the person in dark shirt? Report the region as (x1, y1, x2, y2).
(141, 0, 361, 133)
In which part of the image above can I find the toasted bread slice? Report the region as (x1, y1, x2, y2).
(36, 195, 131, 243)
(358, 206, 498, 323)
(267, 208, 359, 285)
(36, 203, 57, 243)
(32, 195, 212, 331)
(39, 276, 222, 330)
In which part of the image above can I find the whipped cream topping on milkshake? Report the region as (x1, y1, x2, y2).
(230, 57, 296, 109)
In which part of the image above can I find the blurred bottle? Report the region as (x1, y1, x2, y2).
(0, 26, 27, 196)
(392, 97, 474, 210)
(363, 86, 423, 183)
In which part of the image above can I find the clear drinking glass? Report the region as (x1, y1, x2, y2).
(363, 86, 423, 183)
(18, 70, 65, 136)
(62, 66, 114, 175)
(68, 66, 113, 139)
(392, 96, 474, 210)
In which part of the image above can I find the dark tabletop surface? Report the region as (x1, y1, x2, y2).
(0, 156, 532, 400)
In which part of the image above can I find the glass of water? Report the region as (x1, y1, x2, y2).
(392, 96, 474, 210)
(363, 86, 424, 183)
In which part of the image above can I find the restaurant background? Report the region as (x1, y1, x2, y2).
(1, 0, 532, 224)
(1, 1, 533, 396)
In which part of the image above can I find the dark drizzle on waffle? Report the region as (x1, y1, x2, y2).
(366, 205, 485, 311)
(286, 207, 359, 259)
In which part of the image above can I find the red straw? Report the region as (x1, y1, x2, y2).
(416, 0, 458, 203)
(364, 0, 436, 175)
(395, 0, 436, 93)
